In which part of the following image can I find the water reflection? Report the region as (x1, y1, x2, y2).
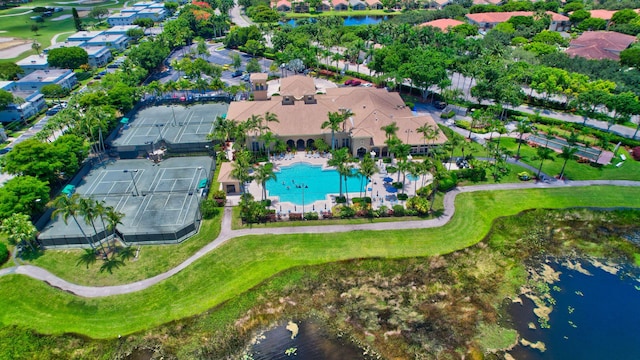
(250, 320, 367, 360)
(508, 261, 640, 359)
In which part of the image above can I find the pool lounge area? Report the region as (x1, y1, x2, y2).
(242, 152, 432, 216)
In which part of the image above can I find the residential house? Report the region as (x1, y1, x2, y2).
(136, 7, 167, 22)
(274, 0, 291, 11)
(15, 69, 77, 92)
(0, 81, 47, 122)
(316, 0, 331, 11)
(67, 30, 105, 44)
(349, 0, 367, 10)
(419, 18, 465, 32)
(293, 0, 309, 12)
(225, 75, 447, 159)
(83, 46, 113, 67)
(104, 25, 142, 36)
(472, 0, 502, 5)
(86, 34, 129, 51)
(106, 12, 139, 26)
(15, 55, 49, 76)
(565, 31, 637, 61)
(465, 11, 570, 32)
(333, 0, 348, 11)
(365, 0, 382, 9)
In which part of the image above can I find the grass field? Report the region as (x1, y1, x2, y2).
(0, 185, 638, 339)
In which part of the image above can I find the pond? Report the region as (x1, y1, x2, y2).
(249, 320, 368, 359)
(281, 15, 388, 27)
(508, 260, 640, 359)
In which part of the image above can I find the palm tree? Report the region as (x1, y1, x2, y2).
(52, 194, 95, 250)
(535, 147, 555, 180)
(515, 118, 532, 160)
(408, 162, 422, 194)
(231, 150, 253, 194)
(263, 111, 279, 133)
(253, 162, 277, 201)
(328, 147, 350, 198)
(380, 122, 399, 143)
(393, 143, 411, 183)
(558, 146, 578, 180)
(105, 206, 125, 245)
(118, 246, 136, 262)
(358, 155, 378, 201)
(446, 136, 462, 170)
(321, 111, 344, 150)
(340, 161, 355, 204)
(260, 131, 277, 159)
(416, 123, 439, 157)
(78, 197, 107, 257)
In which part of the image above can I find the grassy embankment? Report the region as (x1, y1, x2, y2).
(0, 186, 639, 339)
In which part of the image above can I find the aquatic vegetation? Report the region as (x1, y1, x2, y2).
(284, 347, 297, 356)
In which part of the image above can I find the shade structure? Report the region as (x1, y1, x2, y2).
(386, 186, 398, 193)
(383, 177, 393, 183)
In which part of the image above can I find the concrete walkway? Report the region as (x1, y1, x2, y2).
(1, 180, 638, 298)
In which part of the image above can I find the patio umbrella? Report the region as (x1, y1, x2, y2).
(386, 186, 397, 193)
(383, 177, 393, 183)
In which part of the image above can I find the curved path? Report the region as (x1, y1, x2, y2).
(50, 31, 75, 45)
(1, 180, 639, 297)
(0, 9, 33, 18)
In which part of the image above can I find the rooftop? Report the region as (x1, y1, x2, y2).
(466, 11, 569, 24)
(18, 69, 72, 83)
(566, 31, 637, 60)
(68, 30, 105, 39)
(419, 18, 465, 32)
(16, 54, 48, 66)
(82, 45, 111, 56)
(87, 34, 128, 43)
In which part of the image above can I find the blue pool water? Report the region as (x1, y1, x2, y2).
(266, 163, 365, 205)
(508, 261, 640, 359)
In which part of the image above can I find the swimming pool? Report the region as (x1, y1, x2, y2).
(266, 163, 366, 205)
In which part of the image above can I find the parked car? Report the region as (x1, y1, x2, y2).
(434, 101, 447, 110)
(0, 147, 12, 155)
(46, 105, 62, 116)
(344, 79, 354, 86)
(222, 64, 231, 70)
(241, 73, 250, 81)
(361, 83, 373, 87)
(231, 70, 243, 78)
(350, 80, 362, 86)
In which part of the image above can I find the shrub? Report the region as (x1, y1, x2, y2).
(386, 166, 397, 173)
(397, 193, 408, 201)
(407, 195, 430, 214)
(377, 205, 391, 217)
(200, 199, 221, 219)
(335, 196, 347, 204)
(392, 182, 403, 189)
(289, 213, 303, 221)
(392, 204, 405, 217)
(632, 147, 640, 161)
(438, 172, 458, 192)
(211, 190, 226, 207)
(456, 167, 487, 182)
(383, 158, 392, 164)
(440, 110, 455, 119)
(0, 242, 7, 265)
(416, 186, 431, 197)
(260, 199, 271, 207)
(339, 206, 356, 219)
(405, 209, 418, 216)
(304, 212, 319, 220)
(405, 101, 415, 110)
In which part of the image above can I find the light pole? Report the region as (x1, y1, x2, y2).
(123, 169, 140, 196)
(169, 105, 177, 126)
(301, 184, 308, 219)
(155, 123, 164, 141)
(405, 129, 413, 143)
(145, 140, 155, 154)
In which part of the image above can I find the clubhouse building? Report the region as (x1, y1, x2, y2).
(226, 75, 447, 158)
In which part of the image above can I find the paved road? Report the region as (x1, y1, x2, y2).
(229, 4, 252, 27)
(1, 180, 638, 297)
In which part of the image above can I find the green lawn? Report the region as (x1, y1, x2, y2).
(496, 137, 639, 180)
(26, 212, 223, 286)
(0, 186, 638, 339)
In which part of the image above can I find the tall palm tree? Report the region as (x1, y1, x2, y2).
(253, 162, 277, 201)
(78, 197, 107, 257)
(340, 161, 355, 204)
(380, 122, 399, 143)
(263, 111, 279, 133)
(76, 248, 98, 269)
(105, 206, 125, 245)
(417, 123, 440, 157)
(328, 147, 350, 198)
(393, 143, 411, 182)
(260, 131, 277, 159)
(515, 118, 532, 160)
(535, 147, 555, 180)
(446, 136, 462, 170)
(408, 162, 422, 194)
(231, 150, 253, 194)
(321, 111, 344, 150)
(558, 146, 578, 180)
(358, 155, 378, 201)
(52, 194, 95, 250)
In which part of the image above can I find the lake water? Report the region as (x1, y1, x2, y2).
(281, 16, 387, 27)
(250, 320, 367, 360)
(508, 261, 640, 359)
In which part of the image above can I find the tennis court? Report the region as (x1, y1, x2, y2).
(38, 157, 215, 247)
(110, 103, 228, 154)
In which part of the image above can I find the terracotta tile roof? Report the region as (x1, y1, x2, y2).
(566, 31, 637, 60)
(365, 0, 381, 5)
(472, 0, 502, 4)
(588, 9, 616, 20)
(226, 76, 446, 147)
(419, 18, 465, 32)
(275, 0, 291, 7)
(279, 75, 316, 97)
(250, 73, 268, 82)
(466, 11, 568, 24)
(217, 162, 237, 183)
(332, 0, 348, 5)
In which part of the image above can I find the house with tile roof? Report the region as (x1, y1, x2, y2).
(419, 18, 465, 32)
(274, 0, 291, 11)
(316, 0, 331, 11)
(565, 31, 637, 61)
(332, 0, 348, 11)
(365, 0, 383, 9)
(466, 11, 570, 31)
(227, 75, 447, 158)
(349, 0, 367, 10)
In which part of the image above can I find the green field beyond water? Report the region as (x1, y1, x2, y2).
(0, 186, 639, 338)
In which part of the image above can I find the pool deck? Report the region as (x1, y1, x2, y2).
(241, 151, 433, 215)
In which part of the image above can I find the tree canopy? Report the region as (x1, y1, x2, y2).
(47, 47, 89, 69)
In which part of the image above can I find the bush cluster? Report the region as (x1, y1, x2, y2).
(200, 200, 221, 219)
(0, 243, 8, 265)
